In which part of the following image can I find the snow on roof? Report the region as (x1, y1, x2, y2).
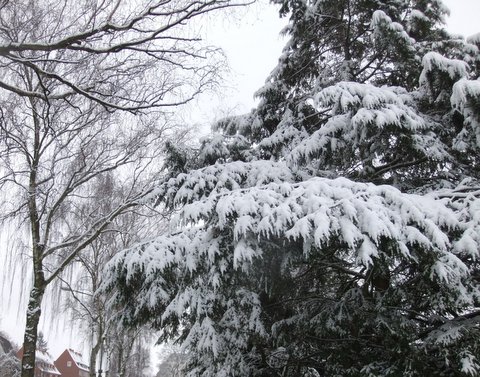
(0, 336, 12, 354)
(36, 349, 62, 375)
(68, 348, 90, 371)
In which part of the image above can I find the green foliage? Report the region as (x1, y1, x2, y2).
(106, 1, 480, 376)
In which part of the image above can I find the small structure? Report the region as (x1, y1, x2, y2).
(16, 347, 62, 377)
(55, 348, 89, 377)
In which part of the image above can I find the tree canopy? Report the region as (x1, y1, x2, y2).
(106, 0, 480, 376)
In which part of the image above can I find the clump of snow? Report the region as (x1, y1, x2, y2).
(467, 32, 480, 45)
(451, 78, 480, 110)
(409, 9, 429, 22)
(371, 10, 415, 45)
(286, 81, 447, 167)
(460, 351, 480, 376)
(451, 79, 480, 149)
(420, 52, 469, 85)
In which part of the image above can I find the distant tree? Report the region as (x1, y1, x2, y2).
(156, 348, 187, 377)
(36, 332, 48, 353)
(62, 171, 178, 377)
(106, 0, 480, 376)
(0, 88, 156, 377)
(106, 327, 151, 377)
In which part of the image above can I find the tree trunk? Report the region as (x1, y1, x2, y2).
(21, 98, 45, 377)
(20, 282, 45, 377)
(89, 324, 103, 377)
(89, 344, 99, 377)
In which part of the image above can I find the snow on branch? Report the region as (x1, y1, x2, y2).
(0, 0, 247, 111)
(371, 10, 415, 46)
(467, 32, 480, 46)
(104, 158, 480, 372)
(451, 79, 480, 110)
(112, 161, 473, 306)
(146, 160, 295, 208)
(451, 79, 480, 150)
(287, 81, 448, 169)
(420, 52, 469, 84)
(103, 159, 480, 374)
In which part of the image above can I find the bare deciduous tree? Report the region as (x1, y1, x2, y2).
(0, 0, 243, 112)
(0, 91, 154, 377)
(0, 1, 246, 376)
(106, 326, 152, 377)
(156, 346, 187, 377)
(60, 171, 172, 377)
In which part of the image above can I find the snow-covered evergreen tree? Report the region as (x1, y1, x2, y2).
(105, 1, 480, 375)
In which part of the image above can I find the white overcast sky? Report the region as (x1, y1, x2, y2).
(1, 0, 479, 371)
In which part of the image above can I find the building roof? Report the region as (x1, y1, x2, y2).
(35, 349, 62, 375)
(0, 335, 13, 354)
(67, 348, 89, 372)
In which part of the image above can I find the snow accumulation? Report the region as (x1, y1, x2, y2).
(67, 349, 89, 371)
(451, 78, 480, 149)
(371, 10, 415, 44)
(104, 149, 480, 376)
(420, 52, 469, 83)
(36, 350, 61, 375)
(116, 159, 474, 303)
(409, 9, 429, 22)
(286, 81, 446, 165)
(467, 32, 480, 45)
(451, 78, 480, 109)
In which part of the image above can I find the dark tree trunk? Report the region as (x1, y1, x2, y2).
(21, 99, 45, 377)
(21, 278, 45, 377)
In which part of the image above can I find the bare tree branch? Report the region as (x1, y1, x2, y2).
(0, 0, 248, 111)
